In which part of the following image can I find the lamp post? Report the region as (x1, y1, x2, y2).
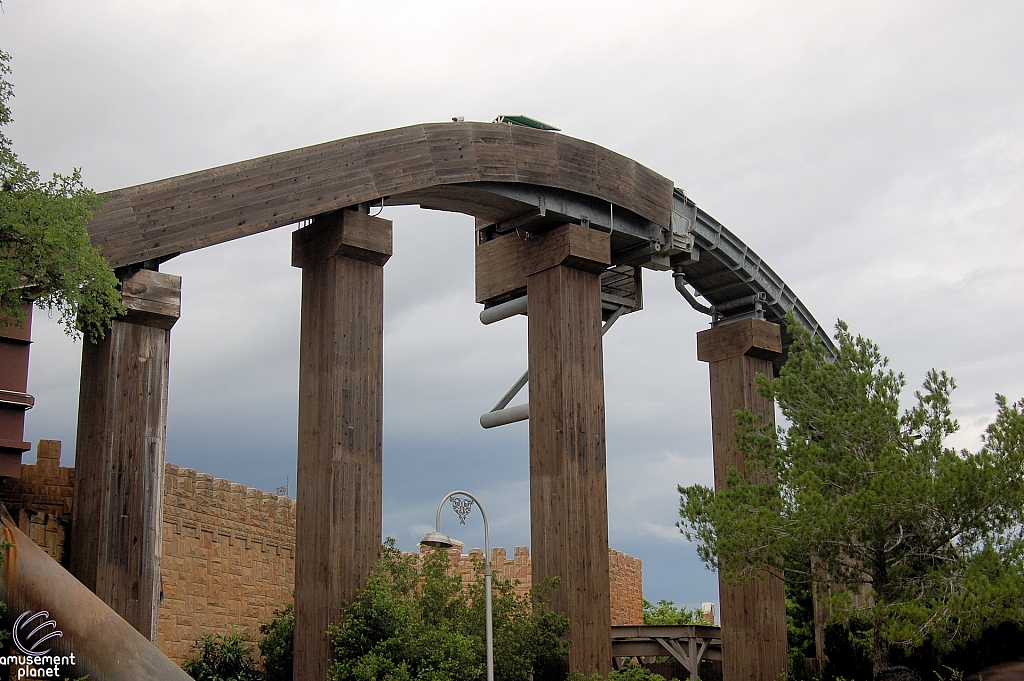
(421, 490, 493, 681)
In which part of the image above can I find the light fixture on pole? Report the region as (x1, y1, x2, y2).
(421, 490, 493, 681)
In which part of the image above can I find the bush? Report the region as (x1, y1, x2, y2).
(329, 538, 570, 681)
(179, 539, 572, 681)
(641, 599, 708, 626)
(258, 603, 293, 681)
(182, 627, 262, 681)
(569, 661, 675, 681)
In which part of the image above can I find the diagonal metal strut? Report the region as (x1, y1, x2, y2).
(479, 305, 627, 429)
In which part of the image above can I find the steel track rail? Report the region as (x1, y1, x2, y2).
(672, 189, 837, 356)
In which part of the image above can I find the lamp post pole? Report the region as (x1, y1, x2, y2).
(422, 491, 493, 681)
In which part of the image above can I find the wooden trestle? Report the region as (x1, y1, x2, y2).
(66, 121, 826, 679)
(611, 625, 723, 681)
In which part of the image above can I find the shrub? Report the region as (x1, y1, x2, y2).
(258, 603, 294, 681)
(329, 538, 570, 681)
(641, 599, 708, 626)
(182, 627, 261, 681)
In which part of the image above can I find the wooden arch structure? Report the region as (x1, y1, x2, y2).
(73, 122, 830, 680)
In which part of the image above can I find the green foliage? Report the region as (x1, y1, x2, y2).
(470, 562, 571, 681)
(822, 618, 874, 681)
(182, 627, 262, 681)
(784, 563, 816, 680)
(258, 602, 293, 681)
(883, 619, 1024, 678)
(678, 312, 1024, 670)
(568, 661, 676, 681)
(329, 538, 570, 681)
(641, 599, 708, 626)
(0, 49, 122, 339)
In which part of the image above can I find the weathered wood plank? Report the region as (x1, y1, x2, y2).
(132, 153, 370, 228)
(425, 125, 480, 184)
(393, 186, 529, 223)
(87, 190, 136, 236)
(468, 125, 520, 183)
(359, 125, 439, 196)
(555, 135, 599, 198)
(291, 209, 393, 268)
(130, 135, 371, 210)
(132, 149, 375, 236)
(511, 125, 560, 185)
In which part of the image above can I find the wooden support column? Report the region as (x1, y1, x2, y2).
(71, 268, 181, 642)
(292, 209, 392, 681)
(478, 223, 613, 675)
(697, 319, 787, 681)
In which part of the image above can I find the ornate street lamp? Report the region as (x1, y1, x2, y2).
(421, 491, 493, 681)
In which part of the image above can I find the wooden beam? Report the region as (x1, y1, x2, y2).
(292, 210, 391, 681)
(696, 318, 783, 364)
(85, 123, 673, 269)
(523, 224, 612, 675)
(70, 268, 181, 642)
(119, 268, 185, 329)
(696, 319, 788, 681)
(291, 209, 392, 268)
(476, 223, 611, 303)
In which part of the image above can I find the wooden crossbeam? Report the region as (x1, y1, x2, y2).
(86, 122, 673, 269)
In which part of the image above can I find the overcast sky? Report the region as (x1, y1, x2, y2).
(3, 1, 1022, 611)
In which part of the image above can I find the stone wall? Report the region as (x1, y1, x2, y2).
(159, 463, 297, 663)
(423, 545, 642, 626)
(0, 440, 73, 564)
(449, 545, 533, 597)
(609, 549, 644, 626)
(1, 441, 644, 665)
(0, 440, 74, 519)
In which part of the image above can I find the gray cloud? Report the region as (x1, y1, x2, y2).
(11, 0, 1024, 610)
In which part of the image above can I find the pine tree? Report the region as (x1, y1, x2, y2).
(679, 313, 1024, 675)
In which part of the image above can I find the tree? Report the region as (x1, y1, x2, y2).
(0, 49, 122, 339)
(329, 539, 570, 681)
(678, 313, 1024, 676)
